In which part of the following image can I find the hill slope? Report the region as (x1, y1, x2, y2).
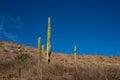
(0, 40, 119, 65)
(0, 40, 120, 80)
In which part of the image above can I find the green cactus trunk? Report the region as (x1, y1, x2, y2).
(46, 17, 52, 64)
(74, 45, 78, 80)
(38, 37, 43, 79)
(38, 37, 42, 60)
(74, 45, 77, 64)
(42, 45, 45, 58)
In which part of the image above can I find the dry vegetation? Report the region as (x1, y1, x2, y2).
(0, 40, 120, 80)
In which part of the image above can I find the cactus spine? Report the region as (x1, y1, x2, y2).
(38, 37, 42, 60)
(46, 17, 52, 64)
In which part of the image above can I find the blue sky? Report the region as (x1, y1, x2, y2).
(0, 0, 120, 56)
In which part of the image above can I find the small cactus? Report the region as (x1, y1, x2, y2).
(42, 45, 45, 58)
(38, 37, 42, 60)
(46, 17, 52, 64)
(74, 45, 78, 80)
(64, 59, 67, 64)
(74, 45, 77, 64)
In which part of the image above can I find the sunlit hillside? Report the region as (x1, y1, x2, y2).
(0, 40, 120, 80)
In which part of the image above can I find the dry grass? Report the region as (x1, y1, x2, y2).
(0, 55, 120, 80)
(0, 41, 120, 80)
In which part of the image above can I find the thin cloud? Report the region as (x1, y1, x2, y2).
(0, 15, 23, 41)
(0, 15, 23, 30)
(7, 16, 23, 29)
(2, 31, 16, 41)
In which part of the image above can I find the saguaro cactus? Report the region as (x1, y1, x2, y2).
(74, 45, 77, 64)
(42, 45, 45, 58)
(74, 45, 78, 80)
(38, 37, 42, 60)
(46, 17, 52, 64)
(38, 37, 42, 79)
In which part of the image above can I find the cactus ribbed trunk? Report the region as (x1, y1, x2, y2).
(38, 37, 42, 79)
(74, 45, 77, 64)
(74, 45, 78, 80)
(42, 45, 45, 58)
(38, 37, 42, 61)
(74, 46, 78, 69)
(46, 17, 51, 64)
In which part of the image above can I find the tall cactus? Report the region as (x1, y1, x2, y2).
(38, 37, 42, 60)
(74, 45, 78, 80)
(74, 45, 77, 64)
(38, 37, 42, 79)
(46, 17, 52, 64)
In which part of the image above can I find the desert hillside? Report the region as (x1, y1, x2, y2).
(0, 40, 120, 80)
(0, 40, 120, 65)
